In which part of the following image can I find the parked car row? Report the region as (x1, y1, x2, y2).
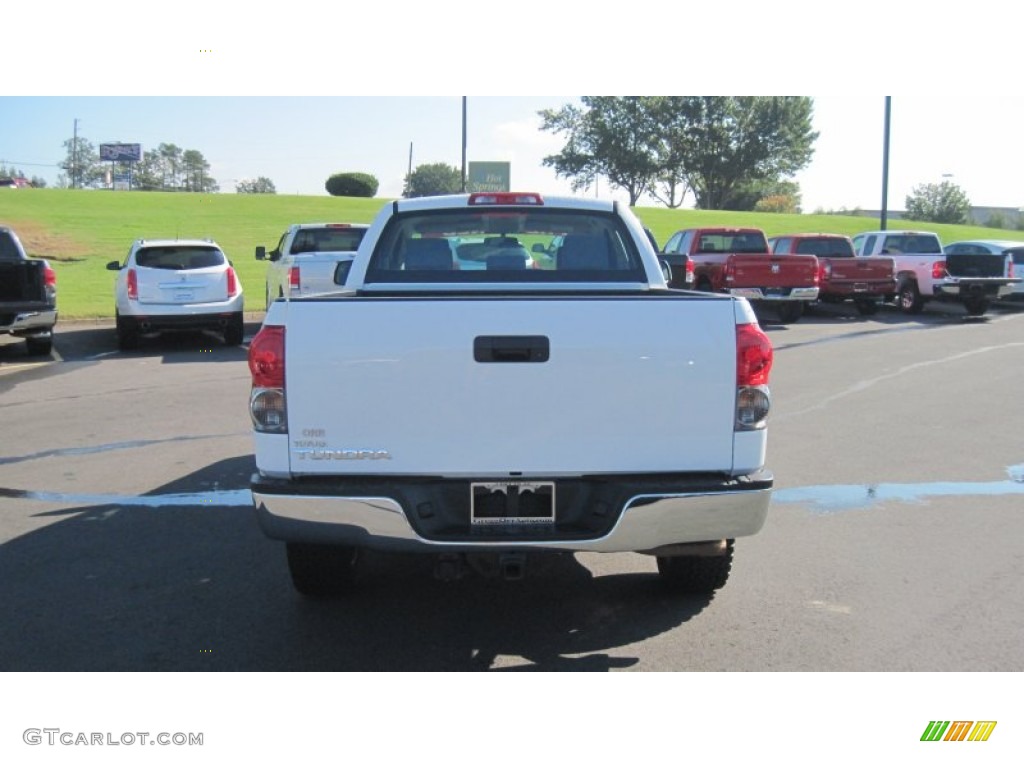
(654, 225, 1021, 322)
(6, 215, 1023, 359)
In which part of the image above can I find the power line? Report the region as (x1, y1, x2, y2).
(0, 160, 60, 168)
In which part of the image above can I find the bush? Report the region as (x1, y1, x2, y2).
(986, 212, 1006, 230)
(325, 172, 379, 198)
(754, 194, 800, 214)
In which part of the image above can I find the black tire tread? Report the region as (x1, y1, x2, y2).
(657, 540, 734, 594)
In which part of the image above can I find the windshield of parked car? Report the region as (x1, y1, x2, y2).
(289, 227, 367, 254)
(795, 237, 855, 257)
(697, 232, 769, 254)
(882, 234, 943, 254)
(365, 208, 645, 284)
(135, 245, 226, 270)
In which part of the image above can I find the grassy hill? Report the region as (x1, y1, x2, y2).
(3, 188, 1021, 318)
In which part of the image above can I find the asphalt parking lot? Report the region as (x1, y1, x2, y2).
(1, 300, 1022, 671)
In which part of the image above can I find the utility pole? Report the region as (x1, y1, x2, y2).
(880, 97, 891, 231)
(72, 118, 79, 189)
(461, 97, 467, 193)
(407, 142, 413, 197)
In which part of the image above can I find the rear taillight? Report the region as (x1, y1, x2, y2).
(685, 260, 695, 285)
(724, 261, 736, 283)
(932, 260, 947, 280)
(289, 266, 300, 289)
(249, 325, 287, 433)
(127, 268, 138, 300)
(227, 267, 239, 297)
(818, 260, 831, 284)
(43, 265, 57, 301)
(736, 322, 772, 431)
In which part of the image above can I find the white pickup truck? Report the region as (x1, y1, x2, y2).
(248, 193, 774, 597)
(852, 229, 1019, 316)
(255, 222, 369, 309)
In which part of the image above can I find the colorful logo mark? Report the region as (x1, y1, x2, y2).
(921, 721, 997, 742)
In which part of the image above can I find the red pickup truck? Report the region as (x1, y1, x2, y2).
(768, 233, 896, 316)
(662, 227, 819, 322)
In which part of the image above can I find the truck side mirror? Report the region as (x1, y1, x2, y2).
(106, 260, 121, 271)
(255, 246, 266, 260)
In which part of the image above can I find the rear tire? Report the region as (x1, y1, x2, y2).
(776, 302, 804, 324)
(963, 296, 989, 316)
(223, 312, 244, 346)
(897, 280, 924, 314)
(286, 542, 360, 597)
(25, 334, 53, 356)
(854, 298, 880, 316)
(657, 540, 734, 594)
(115, 312, 139, 351)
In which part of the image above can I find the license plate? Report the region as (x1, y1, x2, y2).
(764, 288, 784, 297)
(173, 290, 195, 302)
(470, 482, 555, 526)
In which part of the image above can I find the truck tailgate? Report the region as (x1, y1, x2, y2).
(730, 254, 818, 288)
(826, 257, 893, 284)
(0, 261, 47, 306)
(283, 294, 739, 476)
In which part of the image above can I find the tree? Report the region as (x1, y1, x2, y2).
(403, 162, 462, 197)
(236, 177, 277, 194)
(182, 149, 217, 192)
(661, 97, 818, 210)
(325, 172, 379, 197)
(58, 136, 103, 188)
(905, 180, 971, 224)
(539, 96, 663, 205)
(158, 143, 183, 189)
(538, 97, 818, 210)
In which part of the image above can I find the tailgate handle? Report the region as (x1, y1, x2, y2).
(474, 335, 549, 363)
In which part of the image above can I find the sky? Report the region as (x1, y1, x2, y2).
(4, 5, 1023, 214)
(3, 94, 1022, 213)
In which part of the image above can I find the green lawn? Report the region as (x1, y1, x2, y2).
(3, 188, 1021, 319)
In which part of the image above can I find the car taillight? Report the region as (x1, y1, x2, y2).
(249, 325, 287, 433)
(289, 266, 300, 289)
(127, 268, 138, 300)
(685, 260, 694, 285)
(249, 326, 285, 387)
(43, 265, 57, 287)
(818, 261, 831, 284)
(724, 261, 736, 283)
(736, 322, 772, 431)
(227, 267, 239, 297)
(932, 260, 947, 280)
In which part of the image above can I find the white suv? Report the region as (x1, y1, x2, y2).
(106, 238, 244, 350)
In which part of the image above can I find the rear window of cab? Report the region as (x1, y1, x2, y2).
(365, 208, 645, 284)
(135, 246, 226, 270)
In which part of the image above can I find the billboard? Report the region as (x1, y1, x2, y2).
(99, 143, 142, 162)
(468, 161, 510, 193)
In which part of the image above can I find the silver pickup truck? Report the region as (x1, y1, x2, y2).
(0, 225, 57, 355)
(255, 222, 369, 309)
(248, 193, 775, 597)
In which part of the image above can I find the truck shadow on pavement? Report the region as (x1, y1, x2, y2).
(0, 456, 711, 672)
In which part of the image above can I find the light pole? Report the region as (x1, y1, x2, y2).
(880, 97, 891, 231)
